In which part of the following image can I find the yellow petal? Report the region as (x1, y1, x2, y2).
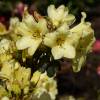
(16, 36, 35, 50)
(16, 11, 47, 37)
(16, 22, 34, 36)
(51, 46, 64, 59)
(47, 5, 75, 27)
(15, 67, 31, 88)
(34, 72, 58, 100)
(47, 5, 56, 21)
(1, 60, 20, 78)
(43, 32, 57, 48)
(63, 14, 75, 25)
(31, 71, 41, 85)
(15, 8, 36, 36)
(51, 42, 75, 59)
(28, 38, 42, 56)
(23, 7, 36, 25)
(56, 5, 65, 20)
(0, 72, 9, 80)
(47, 5, 65, 26)
(36, 19, 48, 35)
(70, 22, 92, 36)
(1, 62, 12, 77)
(63, 42, 76, 58)
(57, 23, 69, 33)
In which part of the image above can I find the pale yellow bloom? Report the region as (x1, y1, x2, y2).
(16, 8, 48, 56)
(14, 66, 31, 88)
(0, 4, 96, 100)
(34, 72, 58, 100)
(70, 12, 95, 72)
(47, 5, 75, 27)
(0, 59, 31, 94)
(44, 31, 75, 59)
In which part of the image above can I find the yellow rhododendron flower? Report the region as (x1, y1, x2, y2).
(16, 8, 48, 56)
(14, 66, 31, 88)
(0, 4, 96, 99)
(70, 12, 95, 72)
(34, 72, 58, 100)
(61, 12, 94, 48)
(44, 30, 75, 59)
(0, 59, 31, 94)
(47, 5, 75, 27)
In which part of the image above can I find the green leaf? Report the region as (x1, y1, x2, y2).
(47, 66, 55, 77)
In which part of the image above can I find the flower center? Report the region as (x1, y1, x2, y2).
(56, 34, 66, 46)
(33, 28, 41, 38)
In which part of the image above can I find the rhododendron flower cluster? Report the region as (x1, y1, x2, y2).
(0, 5, 95, 100)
